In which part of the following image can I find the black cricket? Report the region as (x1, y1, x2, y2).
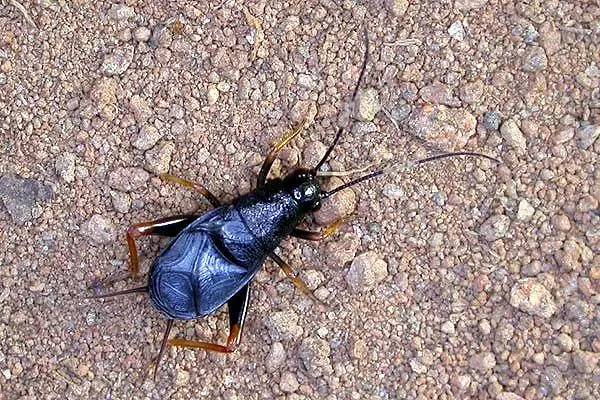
(91, 31, 498, 379)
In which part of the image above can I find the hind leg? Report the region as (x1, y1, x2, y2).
(168, 284, 251, 353)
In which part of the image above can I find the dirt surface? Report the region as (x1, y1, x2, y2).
(1, 1, 599, 399)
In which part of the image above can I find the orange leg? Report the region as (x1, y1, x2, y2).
(126, 215, 195, 277)
(160, 174, 221, 207)
(269, 253, 324, 305)
(168, 284, 250, 353)
(291, 216, 351, 241)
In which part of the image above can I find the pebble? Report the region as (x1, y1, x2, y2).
(497, 393, 525, 400)
(451, 374, 471, 392)
(509, 278, 557, 318)
(556, 333, 574, 352)
(101, 45, 134, 76)
(383, 183, 404, 200)
(0, 175, 53, 225)
(131, 124, 162, 150)
(129, 95, 152, 123)
(279, 372, 300, 393)
(552, 214, 571, 232)
(266, 342, 286, 372)
(81, 214, 116, 245)
(324, 233, 360, 268)
(108, 3, 135, 20)
(298, 337, 332, 378)
(441, 321, 456, 335)
(576, 124, 599, 150)
(108, 167, 150, 192)
(448, 21, 465, 41)
(90, 77, 119, 121)
(500, 119, 527, 152)
(483, 111, 501, 131)
(314, 177, 356, 226)
(419, 82, 460, 106)
(133, 26, 151, 42)
(355, 88, 380, 122)
(302, 141, 327, 168)
(516, 199, 535, 221)
(55, 152, 76, 183)
(145, 141, 175, 174)
(207, 86, 219, 105)
(455, 0, 488, 10)
(572, 351, 599, 374)
(479, 319, 491, 335)
(387, 0, 409, 16)
(539, 21, 561, 55)
(409, 358, 428, 374)
(110, 190, 131, 213)
(345, 251, 388, 293)
(479, 215, 510, 241)
(264, 310, 303, 341)
(175, 369, 190, 386)
(552, 126, 574, 144)
(469, 352, 496, 372)
(522, 46, 548, 72)
(407, 105, 476, 151)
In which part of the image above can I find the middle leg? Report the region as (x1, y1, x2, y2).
(291, 215, 351, 241)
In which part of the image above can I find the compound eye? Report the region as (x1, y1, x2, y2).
(302, 185, 316, 198)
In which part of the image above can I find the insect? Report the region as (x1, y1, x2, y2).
(91, 30, 498, 379)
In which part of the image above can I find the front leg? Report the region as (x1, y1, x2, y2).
(291, 216, 350, 241)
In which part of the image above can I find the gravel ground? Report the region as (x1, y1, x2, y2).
(1, 1, 599, 399)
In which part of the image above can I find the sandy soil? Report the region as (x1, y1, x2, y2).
(0, 1, 598, 399)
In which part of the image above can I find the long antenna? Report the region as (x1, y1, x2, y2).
(312, 28, 370, 174)
(415, 151, 500, 165)
(320, 170, 383, 199)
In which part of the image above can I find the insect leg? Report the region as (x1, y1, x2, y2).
(269, 253, 324, 305)
(160, 174, 221, 207)
(168, 284, 251, 353)
(291, 216, 351, 241)
(257, 117, 307, 188)
(126, 215, 196, 277)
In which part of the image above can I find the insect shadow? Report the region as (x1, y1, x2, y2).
(89, 29, 498, 380)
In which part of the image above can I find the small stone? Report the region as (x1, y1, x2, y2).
(469, 352, 496, 372)
(133, 26, 151, 42)
(451, 374, 471, 392)
(144, 141, 175, 175)
(409, 358, 428, 374)
(407, 105, 476, 151)
(448, 21, 465, 41)
(314, 177, 356, 226)
(101, 46, 134, 76)
(350, 338, 368, 359)
(510, 278, 557, 318)
(552, 126, 574, 144)
(539, 22, 561, 56)
(289, 100, 317, 125)
(155, 47, 171, 64)
(302, 141, 327, 168)
(441, 321, 456, 335)
(279, 372, 300, 393)
(479, 319, 491, 335)
(150, 25, 172, 48)
(90, 77, 120, 121)
(132, 124, 162, 151)
(387, 0, 409, 16)
(479, 215, 510, 241)
(516, 199, 535, 221)
(324, 233, 360, 268)
(66, 97, 79, 111)
(459, 80, 484, 105)
(454, 0, 488, 10)
(483, 111, 501, 131)
(420, 82, 460, 106)
(110, 190, 131, 213)
(522, 46, 548, 73)
(576, 125, 599, 150)
(522, 260, 542, 276)
(572, 351, 599, 374)
(108, 167, 150, 192)
(55, 152, 76, 183)
(298, 337, 332, 378)
(355, 88, 380, 122)
(429, 232, 444, 248)
(345, 251, 388, 293)
(175, 369, 190, 386)
(81, 214, 116, 245)
(556, 333, 573, 352)
(540, 366, 565, 395)
(383, 183, 404, 200)
(108, 4, 135, 20)
(266, 342, 286, 372)
(552, 214, 571, 232)
(0, 175, 53, 225)
(207, 86, 219, 105)
(500, 119, 527, 152)
(497, 393, 525, 400)
(129, 95, 152, 123)
(264, 310, 303, 341)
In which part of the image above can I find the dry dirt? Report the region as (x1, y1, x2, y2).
(1, 1, 599, 399)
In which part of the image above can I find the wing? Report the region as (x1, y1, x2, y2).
(153, 207, 265, 317)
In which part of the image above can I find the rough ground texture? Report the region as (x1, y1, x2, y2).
(0, 1, 598, 399)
